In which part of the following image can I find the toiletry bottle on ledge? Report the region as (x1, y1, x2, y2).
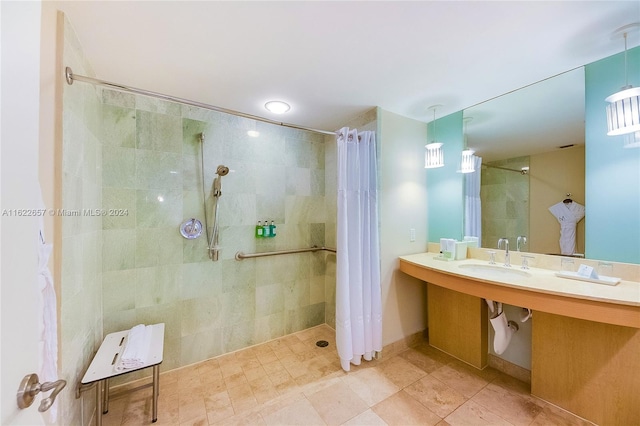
(263, 220, 271, 237)
(256, 221, 264, 238)
(270, 221, 276, 237)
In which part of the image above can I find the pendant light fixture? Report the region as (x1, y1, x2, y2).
(457, 117, 476, 173)
(605, 23, 640, 137)
(425, 105, 444, 169)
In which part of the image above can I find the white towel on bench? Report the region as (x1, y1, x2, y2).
(115, 324, 152, 371)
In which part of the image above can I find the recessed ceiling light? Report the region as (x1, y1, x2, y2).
(264, 101, 290, 114)
(247, 130, 260, 137)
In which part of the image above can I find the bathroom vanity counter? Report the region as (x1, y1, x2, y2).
(401, 251, 640, 425)
(399, 252, 640, 328)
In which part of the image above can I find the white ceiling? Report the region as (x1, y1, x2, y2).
(53, 1, 639, 143)
(464, 67, 586, 162)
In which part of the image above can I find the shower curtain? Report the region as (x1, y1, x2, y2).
(336, 127, 382, 372)
(464, 155, 483, 239)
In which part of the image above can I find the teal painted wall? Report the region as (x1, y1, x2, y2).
(427, 111, 464, 242)
(585, 46, 640, 263)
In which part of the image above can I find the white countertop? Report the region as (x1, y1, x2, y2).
(399, 252, 640, 307)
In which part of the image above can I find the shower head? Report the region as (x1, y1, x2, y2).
(216, 165, 229, 176)
(212, 165, 229, 197)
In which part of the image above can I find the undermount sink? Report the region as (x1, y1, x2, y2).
(458, 263, 532, 279)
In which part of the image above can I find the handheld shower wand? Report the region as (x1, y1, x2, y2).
(212, 165, 229, 197)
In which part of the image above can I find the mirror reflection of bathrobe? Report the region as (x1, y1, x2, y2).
(548, 201, 585, 255)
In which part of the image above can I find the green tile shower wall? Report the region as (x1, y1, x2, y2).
(100, 90, 334, 377)
(481, 157, 530, 249)
(585, 46, 640, 263)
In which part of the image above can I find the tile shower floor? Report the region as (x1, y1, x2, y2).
(103, 325, 591, 426)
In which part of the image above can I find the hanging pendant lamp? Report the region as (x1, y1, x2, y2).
(425, 105, 444, 169)
(606, 23, 640, 137)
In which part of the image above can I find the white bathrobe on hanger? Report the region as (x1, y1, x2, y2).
(548, 201, 585, 255)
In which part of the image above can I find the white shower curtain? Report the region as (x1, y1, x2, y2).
(336, 127, 382, 372)
(464, 155, 483, 239)
(37, 188, 59, 421)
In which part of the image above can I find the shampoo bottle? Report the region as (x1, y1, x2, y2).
(256, 221, 264, 238)
(263, 220, 271, 237)
(270, 220, 276, 237)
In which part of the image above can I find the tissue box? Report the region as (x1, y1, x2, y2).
(439, 238, 468, 260)
(463, 236, 479, 248)
(454, 242, 468, 260)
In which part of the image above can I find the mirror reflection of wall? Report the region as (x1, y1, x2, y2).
(479, 147, 586, 255)
(435, 47, 639, 264)
(480, 157, 530, 251)
(464, 68, 586, 255)
(529, 145, 585, 255)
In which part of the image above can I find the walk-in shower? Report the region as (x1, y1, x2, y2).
(200, 133, 229, 261)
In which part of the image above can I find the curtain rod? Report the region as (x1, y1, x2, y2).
(482, 163, 529, 174)
(64, 67, 337, 136)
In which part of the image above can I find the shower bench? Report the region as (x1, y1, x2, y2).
(79, 323, 165, 425)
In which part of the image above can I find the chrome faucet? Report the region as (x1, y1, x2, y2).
(498, 237, 510, 267)
(517, 235, 527, 252)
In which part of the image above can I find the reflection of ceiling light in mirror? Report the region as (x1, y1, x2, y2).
(247, 130, 260, 137)
(458, 117, 476, 173)
(264, 101, 290, 114)
(606, 24, 640, 136)
(457, 149, 476, 173)
(157, 195, 164, 202)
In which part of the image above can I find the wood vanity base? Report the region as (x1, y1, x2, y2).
(532, 312, 640, 425)
(427, 283, 488, 369)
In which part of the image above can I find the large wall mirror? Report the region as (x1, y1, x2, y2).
(463, 68, 589, 257)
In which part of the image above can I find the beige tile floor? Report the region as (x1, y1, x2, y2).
(102, 325, 592, 426)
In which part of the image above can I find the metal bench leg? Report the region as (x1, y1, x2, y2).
(103, 378, 109, 414)
(96, 381, 103, 426)
(152, 365, 159, 423)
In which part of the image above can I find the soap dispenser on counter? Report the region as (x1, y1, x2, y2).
(436, 238, 468, 261)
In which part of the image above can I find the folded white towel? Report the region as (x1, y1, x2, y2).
(115, 324, 152, 371)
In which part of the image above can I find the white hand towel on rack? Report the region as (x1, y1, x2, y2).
(115, 324, 152, 371)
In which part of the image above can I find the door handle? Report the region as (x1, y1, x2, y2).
(17, 373, 67, 412)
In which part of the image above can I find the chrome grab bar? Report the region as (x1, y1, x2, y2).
(235, 245, 336, 260)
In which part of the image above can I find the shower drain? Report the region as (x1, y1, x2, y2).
(316, 340, 329, 347)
